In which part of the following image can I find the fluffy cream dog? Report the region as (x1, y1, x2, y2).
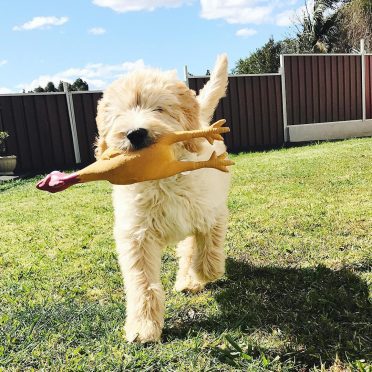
(95, 55, 230, 342)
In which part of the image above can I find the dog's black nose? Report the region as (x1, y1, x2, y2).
(127, 128, 148, 148)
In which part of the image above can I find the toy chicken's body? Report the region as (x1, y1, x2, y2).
(36, 120, 234, 193)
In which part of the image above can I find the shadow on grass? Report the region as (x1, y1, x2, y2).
(2, 258, 370, 369)
(0, 178, 27, 192)
(0, 174, 40, 192)
(164, 258, 372, 368)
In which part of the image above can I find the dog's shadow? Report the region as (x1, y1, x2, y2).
(164, 258, 371, 366)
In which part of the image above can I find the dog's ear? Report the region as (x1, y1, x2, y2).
(175, 82, 202, 153)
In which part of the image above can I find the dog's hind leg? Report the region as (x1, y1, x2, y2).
(175, 210, 227, 292)
(175, 236, 206, 293)
(116, 237, 165, 343)
(193, 210, 227, 284)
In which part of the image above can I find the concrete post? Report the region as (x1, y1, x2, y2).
(64, 82, 81, 164)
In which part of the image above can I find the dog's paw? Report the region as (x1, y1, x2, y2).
(125, 319, 162, 343)
(174, 274, 205, 293)
(194, 263, 225, 284)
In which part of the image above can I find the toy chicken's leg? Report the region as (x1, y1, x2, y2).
(172, 151, 234, 173)
(161, 119, 229, 145)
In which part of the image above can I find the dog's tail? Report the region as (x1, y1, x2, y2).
(197, 54, 228, 126)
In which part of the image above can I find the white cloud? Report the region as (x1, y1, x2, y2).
(13, 16, 69, 31)
(88, 27, 107, 35)
(276, 9, 296, 26)
(0, 60, 8, 67)
(276, 0, 314, 26)
(200, 0, 309, 27)
(0, 87, 13, 94)
(91, 0, 309, 27)
(236, 28, 257, 37)
(16, 60, 146, 92)
(92, 0, 189, 12)
(286, 0, 299, 5)
(200, 0, 273, 24)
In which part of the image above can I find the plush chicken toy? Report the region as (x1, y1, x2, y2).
(36, 119, 234, 193)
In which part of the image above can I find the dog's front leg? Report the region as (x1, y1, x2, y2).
(116, 237, 164, 343)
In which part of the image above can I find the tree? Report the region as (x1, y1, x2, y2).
(233, 0, 370, 73)
(292, 0, 372, 52)
(45, 82, 57, 92)
(294, 0, 345, 53)
(71, 78, 89, 91)
(233, 37, 281, 74)
(31, 78, 89, 93)
(57, 81, 72, 92)
(34, 86, 45, 92)
(338, 0, 372, 51)
(233, 37, 297, 74)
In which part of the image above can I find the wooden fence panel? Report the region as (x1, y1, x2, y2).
(188, 75, 284, 152)
(0, 93, 75, 173)
(284, 55, 363, 125)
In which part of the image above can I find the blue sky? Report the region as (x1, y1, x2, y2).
(0, 0, 305, 93)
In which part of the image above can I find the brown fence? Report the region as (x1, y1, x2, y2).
(365, 55, 372, 119)
(284, 55, 363, 125)
(0, 92, 103, 173)
(0, 93, 75, 172)
(188, 75, 284, 152)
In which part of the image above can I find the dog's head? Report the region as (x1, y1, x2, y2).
(95, 69, 201, 158)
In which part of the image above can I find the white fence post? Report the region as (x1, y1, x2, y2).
(280, 55, 289, 142)
(63, 83, 81, 164)
(184, 65, 189, 87)
(361, 39, 366, 121)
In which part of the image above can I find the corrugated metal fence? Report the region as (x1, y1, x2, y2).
(0, 93, 75, 172)
(284, 55, 363, 125)
(188, 53, 371, 148)
(0, 52, 371, 173)
(188, 75, 284, 152)
(0, 92, 102, 172)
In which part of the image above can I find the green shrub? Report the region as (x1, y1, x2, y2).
(0, 131, 9, 155)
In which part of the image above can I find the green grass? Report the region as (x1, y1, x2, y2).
(1, 138, 371, 371)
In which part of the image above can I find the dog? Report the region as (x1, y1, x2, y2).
(94, 54, 231, 342)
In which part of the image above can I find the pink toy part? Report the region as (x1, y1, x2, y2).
(36, 171, 80, 193)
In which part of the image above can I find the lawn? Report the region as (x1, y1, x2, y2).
(1, 138, 371, 371)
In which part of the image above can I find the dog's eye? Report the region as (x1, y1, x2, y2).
(154, 107, 163, 113)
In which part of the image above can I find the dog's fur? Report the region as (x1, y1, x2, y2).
(95, 55, 230, 342)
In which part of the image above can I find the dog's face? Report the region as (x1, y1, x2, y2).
(95, 69, 201, 157)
